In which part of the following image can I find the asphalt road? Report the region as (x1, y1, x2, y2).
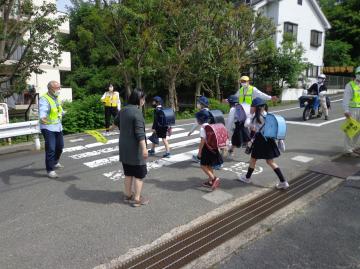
(0, 95, 354, 269)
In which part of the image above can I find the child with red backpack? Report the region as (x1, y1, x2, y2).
(238, 97, 289, 189)
(226, 95, 250, 156)
(196, 110, 224, 190)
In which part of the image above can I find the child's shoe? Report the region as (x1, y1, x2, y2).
(148, 149, 155, 156)
(276, 181, 289, 190)
(238, 174, 251, 183)
(202, 181, 213, 188)
(211, 177, 220, 190)
(192, 155, 201, 163)
(162, 152, 171, 158)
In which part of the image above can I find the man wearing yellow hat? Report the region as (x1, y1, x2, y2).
(343, 66, 360, 156)
(235, 76, 278, 106)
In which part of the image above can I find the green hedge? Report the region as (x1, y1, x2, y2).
(62, 94, 105, 134)
(208, 98, 230, 114)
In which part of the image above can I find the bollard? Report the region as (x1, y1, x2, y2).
(34, 134, 41, 150)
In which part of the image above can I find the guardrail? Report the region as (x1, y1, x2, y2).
(0, 120, 41, 150)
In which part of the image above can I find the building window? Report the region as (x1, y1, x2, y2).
(284, 22, 298, 40)
(307, 65, 319, 78)
(298, 0, 302, 5)
(310, 30, 322, 47)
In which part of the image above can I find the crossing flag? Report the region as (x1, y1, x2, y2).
(85, 130, 108, 144)
(341, 117, 360, 139)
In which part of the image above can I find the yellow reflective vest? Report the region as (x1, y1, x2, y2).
(102, 92, 119, 107)
(349, 81, 360, 108)
(42, 93, 63, 125)
(238, 85, 254, 105)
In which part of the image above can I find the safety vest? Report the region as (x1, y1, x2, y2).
(238, 85, 254, 105)
(42, 93, 63, 125)
(349, 81, 360, 108)
(103, 92, 119, 107)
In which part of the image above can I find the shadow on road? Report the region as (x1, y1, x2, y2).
(65, 184, 124, 204)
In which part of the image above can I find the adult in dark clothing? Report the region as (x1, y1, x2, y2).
(307, 74, 329, 120)
(114, 89, 149, 207)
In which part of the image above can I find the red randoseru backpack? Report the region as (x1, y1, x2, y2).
(205, 123, 228, 151)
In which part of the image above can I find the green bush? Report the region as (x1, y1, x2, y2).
(208, 98, 230, 114)
(62, 94, 105, 134)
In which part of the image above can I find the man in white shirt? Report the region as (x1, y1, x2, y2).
(101, 84, 121, 132)
(343, 66, 360, 156)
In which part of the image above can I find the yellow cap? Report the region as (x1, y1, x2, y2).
(240, 76, 250, 81)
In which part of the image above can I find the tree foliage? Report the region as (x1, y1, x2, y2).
(0, 0, 66, 98)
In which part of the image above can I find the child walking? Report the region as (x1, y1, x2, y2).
(148, 96, 171, 158)
(196, 110, 222, 190)
(226, 95, 250, 156)
(238, 97, 289, 189)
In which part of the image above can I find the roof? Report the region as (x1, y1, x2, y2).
(240, 0, 331, 30)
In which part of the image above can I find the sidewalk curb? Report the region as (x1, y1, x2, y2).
(94, 174, 343, 269)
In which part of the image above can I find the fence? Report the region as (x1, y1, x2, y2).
(326, 75, 352, 89)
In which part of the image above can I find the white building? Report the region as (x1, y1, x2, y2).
(248, 0, 331, 78)
(5, 0, 72, 110)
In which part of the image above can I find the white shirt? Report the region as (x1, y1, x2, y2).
(189, 108, 210, 134)
(101, 91, 121, 110)
(248, 111, 267, 132)
(343, 80, 360, 113)
(200, 123, 209, 141)
(226, 107, 236, 135)
(235, 86, 272, 102)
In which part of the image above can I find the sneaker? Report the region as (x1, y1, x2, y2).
(131, 196, 150, 207)
(54, 163, 64, 169)
(47, 171, 59, 178)
(237, 174, 251, 183)
(202, 181, 213, 188)
(162, 152, 171, 158)
(276, 181, 290, 190)
(192, 155, 201, 163)
(148, 149, 155, 156)
(211, 177, 220, 190)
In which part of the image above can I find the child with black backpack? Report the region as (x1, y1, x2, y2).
(195, 110, 222, 190)
(148, 96, 171, 158)
(226, 95, 250, 156)
(238, 97, 289, 189)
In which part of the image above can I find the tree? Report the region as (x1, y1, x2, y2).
(0, 0, 66, 98)
(324, 40, 353, 67)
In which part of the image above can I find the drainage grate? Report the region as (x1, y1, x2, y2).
(117, 172, 331, 269)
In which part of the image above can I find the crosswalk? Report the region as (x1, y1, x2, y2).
(62, 127, 263, 181)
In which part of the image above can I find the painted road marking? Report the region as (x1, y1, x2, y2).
(286, 117, 345, 127)
(103, 149, 198, 181)
(70, 137, 199, 160)
(202, 190, 233, 204)
(222, 162, 263, 176)
(69, 138, 84, 143)
(346, 176, 360, 181)
(291, 155, 314, 163)
(84, 138, 200, 168)
(63, 129, 194, 153)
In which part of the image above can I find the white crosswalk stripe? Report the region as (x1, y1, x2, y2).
(103, 150, 198, 181)
(63, 128, 188, 153)
(83, 137, 200, 168)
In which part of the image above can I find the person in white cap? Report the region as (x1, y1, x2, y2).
(307, 74, 329, 120)
(235, 76, 278, 108)
(343, 66, 360, 156)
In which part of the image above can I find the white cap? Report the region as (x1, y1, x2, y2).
(318, 74, 326, 79)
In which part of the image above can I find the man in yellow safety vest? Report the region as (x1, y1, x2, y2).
(235, 76, 278, 112)
(343, 66, 360, 156)
(101, 84, 121, 133)
(39, 80, 64, 178)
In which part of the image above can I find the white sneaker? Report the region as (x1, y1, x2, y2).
(48, 171, 59, 178)
(238, 174, 251, 183)
(276, 181, 289, 190)
(54, 163, 64, 169)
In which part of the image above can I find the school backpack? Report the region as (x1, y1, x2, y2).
(205, 123, 228, 150)
(157, 108, 176, 127)
(261, 113, 287, 140)
(234, 104, 247, 123)
(209, 110, 225, 125)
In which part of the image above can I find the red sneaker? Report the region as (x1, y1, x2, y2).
(211, 177, 220, 190)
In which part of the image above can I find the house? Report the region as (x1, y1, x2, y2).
(247, 0, 331, 78)
(3, 0, 72, 111)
